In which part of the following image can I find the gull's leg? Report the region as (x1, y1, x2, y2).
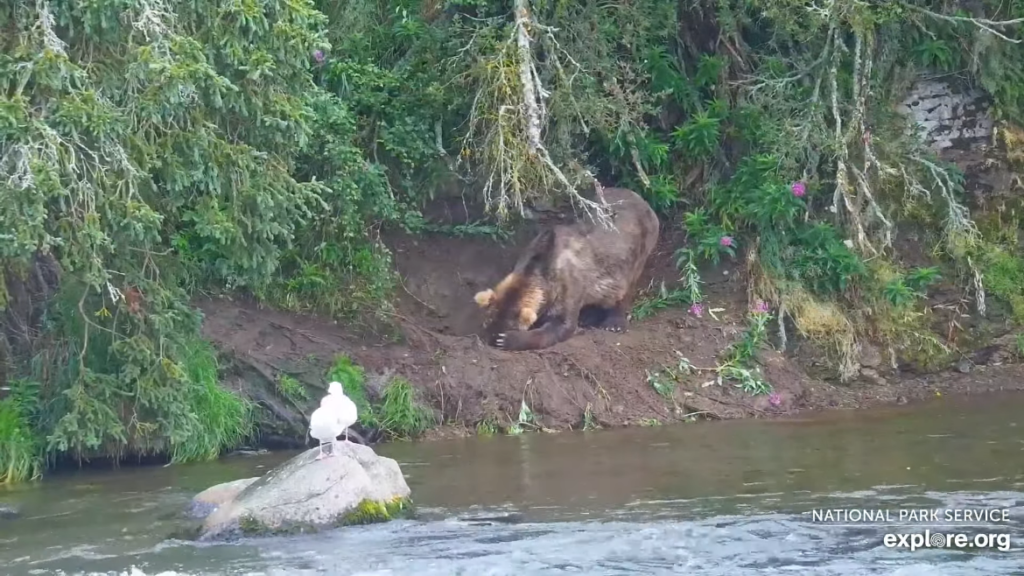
(315, 441, 326, 461)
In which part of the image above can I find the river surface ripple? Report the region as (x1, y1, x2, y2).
(3, 392, 1024, 575)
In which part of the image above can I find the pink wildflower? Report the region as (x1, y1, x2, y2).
(689, 302, 704, 317)
(719, 236, 734, 247)
(752, 300, 770, 314)
(768, 392, 782, 407)
(313, 50, 325, 63)
(791, 181, 806, 197)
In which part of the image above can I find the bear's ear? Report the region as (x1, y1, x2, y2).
(518, 307, 538, 329)
(474, 289, 495, 308)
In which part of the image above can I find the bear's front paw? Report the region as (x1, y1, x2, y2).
(494, 331, 528, 351)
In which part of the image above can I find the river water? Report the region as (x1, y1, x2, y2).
(2, 392, 1024, 575)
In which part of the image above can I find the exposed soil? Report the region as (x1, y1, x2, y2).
(196, 199, 1024, 445)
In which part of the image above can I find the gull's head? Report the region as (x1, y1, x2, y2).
(327, 381, 345, 396)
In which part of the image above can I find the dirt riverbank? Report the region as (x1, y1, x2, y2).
(195, 200, 1024, 444)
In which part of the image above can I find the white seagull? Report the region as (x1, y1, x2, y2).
(308, 381, 359, 460)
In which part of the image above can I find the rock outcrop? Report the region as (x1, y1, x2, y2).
(897, 78, 994, 151)
(894, 76, 1015, 207)
(194, 442, 412, 540)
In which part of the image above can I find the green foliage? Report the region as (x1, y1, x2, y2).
(0, 380, 43, 484)
(675, 249, 705, 308)
(645, 368, 678, 399)
(406, 219, 512, 243)
(376, 377, 435, 440)
(646, 2, 1018, 381)
(717, 303, 774, 396)
(0, 0, 410, 478)
(679, 154, 867, 313)
(276, 375, 310, 406)
(632, 283, 692, 321)
(505, 400, 540, 436)
(677, 211, 737, 266)
(325, 355, 435, 440)
(720, 157, 865, 298)
(262, 242, 398, 324)
(960, 1, 1024, 120)
(724, 304, 772, 367)
(979, 247, 1024, 323)
(22, 282, 255, 463)
(785, 225, 866, 297)
(882, 267, 942, 309)
(0, 312, 254, 475)
(475, 418, 499, 437)
(672, 109, 724, 159)
(170, 339, 256, 463)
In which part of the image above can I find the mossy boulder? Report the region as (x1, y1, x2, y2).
(196, 442, 412, 540)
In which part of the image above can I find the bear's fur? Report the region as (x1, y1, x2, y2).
(473, 187, 660, 351)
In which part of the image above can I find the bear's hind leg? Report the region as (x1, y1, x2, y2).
(577, 305, 609, 329)
(497, 295, 583, 351)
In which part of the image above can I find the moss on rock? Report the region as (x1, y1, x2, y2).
(238, 514, 268, 536)
(337, 497, 415, 527)
(237, 514, 318, 537)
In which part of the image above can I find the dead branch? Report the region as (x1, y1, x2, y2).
(829, 25, 875, 255)
(905, 4, 1024, 44)
(396, 273, 441, 316)
(847, 31, 894, 249)
(512, 0, 612, 227)
(459, 0, 612, 227)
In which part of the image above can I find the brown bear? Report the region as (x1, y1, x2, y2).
(473, 187, 660, 351)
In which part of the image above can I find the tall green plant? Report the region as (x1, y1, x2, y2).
(0, 380, 42, 484)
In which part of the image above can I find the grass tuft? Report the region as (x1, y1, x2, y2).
(778, 285, 859, 381)
(169, 338, 257, 463)
(0, 395, 42, 485)
(376, 378, 435, 440)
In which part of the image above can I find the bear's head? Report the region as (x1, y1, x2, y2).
(473, 274, 544, 336)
